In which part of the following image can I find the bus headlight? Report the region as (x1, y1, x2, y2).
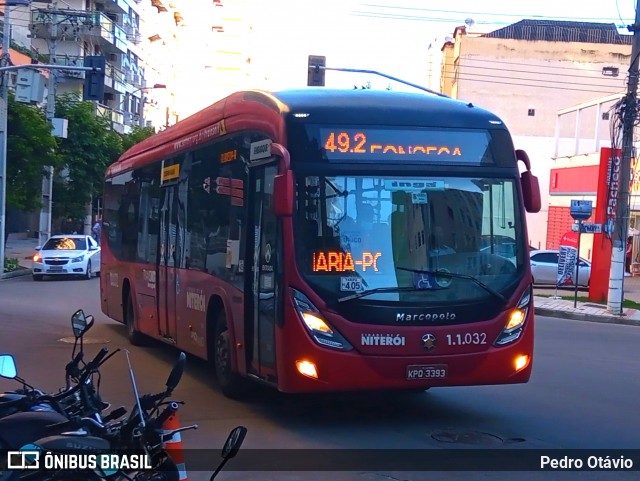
(494, 287, 531, 346)
(291, 289, 353, 351)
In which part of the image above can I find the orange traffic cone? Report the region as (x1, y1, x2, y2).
(162, 412, 188, 481)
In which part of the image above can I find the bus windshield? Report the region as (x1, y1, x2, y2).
(295, 174, 525, 304)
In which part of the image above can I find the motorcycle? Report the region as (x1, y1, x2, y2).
(0, 322, 247, 480)
(0, 309, 117, 421)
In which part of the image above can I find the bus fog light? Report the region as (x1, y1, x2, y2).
(296, 360, 318, 379)
(514, 355, 529, 371)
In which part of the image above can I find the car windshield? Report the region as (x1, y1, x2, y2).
(295, 174, 525, 304)
(42, 238, 87, 251)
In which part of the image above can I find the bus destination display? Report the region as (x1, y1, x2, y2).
(318, 128, 492, 163)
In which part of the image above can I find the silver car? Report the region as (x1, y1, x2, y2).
(32, 235, 101, 281)
(530, 249, 591, 287)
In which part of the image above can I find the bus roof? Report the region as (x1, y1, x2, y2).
(272, 88, 505, 127)
(107, 88, 506, 177)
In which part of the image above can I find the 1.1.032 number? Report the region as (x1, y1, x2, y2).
(446, 332, 487, 346)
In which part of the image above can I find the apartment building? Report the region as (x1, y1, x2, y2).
(7, 0, 177, 133)
(440, 20, 632, 250)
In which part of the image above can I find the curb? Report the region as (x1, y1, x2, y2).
(0, 268, 32, 280)
(534, 307, 640, 327)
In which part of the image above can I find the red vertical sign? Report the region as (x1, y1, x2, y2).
(589, 147, 620, 301)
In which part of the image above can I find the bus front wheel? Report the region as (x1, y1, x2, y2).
(213, 312, 249, 399)
(125, 292, 147, 346)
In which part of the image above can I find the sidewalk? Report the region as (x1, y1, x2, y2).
(2, 232, 39, 279)
(2, 233, 640, 326)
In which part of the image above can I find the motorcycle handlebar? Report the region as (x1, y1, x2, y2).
(86, 347, 109, 371)
(154, 401, 179, 429)
(39, 348, 109, 405)
(140, 392, 166, 411)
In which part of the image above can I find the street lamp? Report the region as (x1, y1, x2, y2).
(135, 83, 166, 127)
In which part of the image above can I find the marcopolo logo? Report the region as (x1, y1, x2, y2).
(395, 312, 456, 322)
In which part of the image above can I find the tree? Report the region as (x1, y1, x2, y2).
(6, 91, 58, 212)
(121, 125, 156, 152)
(52, 93, 122, 222)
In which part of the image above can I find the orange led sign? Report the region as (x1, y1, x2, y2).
(322, 130, 462, 160)
(220, 149, 237, 163)
(312, 251, 382, 272)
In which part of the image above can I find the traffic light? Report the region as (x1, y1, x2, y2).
(307, 55, 326, 86)
(83, 56, 106, 102)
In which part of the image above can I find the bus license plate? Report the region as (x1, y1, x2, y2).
(406, 364, 448, 380)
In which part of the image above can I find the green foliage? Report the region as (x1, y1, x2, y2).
(8, 90, 158, 225)
(3, 257, 20, 273)
(6, 92, 59, 211)
(52, 93, 123, 220)
(121, 125, 156, 152)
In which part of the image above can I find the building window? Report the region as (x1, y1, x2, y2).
(527, 109, 535, 117)
(602, 112, 610, 120)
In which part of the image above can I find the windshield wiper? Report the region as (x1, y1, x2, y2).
(396, 267, 507, 305)
(337, 286, 432, 303)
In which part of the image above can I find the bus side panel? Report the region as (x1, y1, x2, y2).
(173, 271, 244, 363)
(100, 253, 125, 324)
(134, 266, 159, 339)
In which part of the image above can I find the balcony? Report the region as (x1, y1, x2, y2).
(30, 9, 126, 54)
(47, 54, 85, 79)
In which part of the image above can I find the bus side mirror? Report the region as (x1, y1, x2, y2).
(273, 170, 294, 217)
(516, 149, 541, 213)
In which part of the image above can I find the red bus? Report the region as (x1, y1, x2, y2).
(100, 88, 541, 398)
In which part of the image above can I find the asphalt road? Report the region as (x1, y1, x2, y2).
(0, 274, 638, 481)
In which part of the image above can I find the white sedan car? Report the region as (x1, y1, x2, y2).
(530, 249, 591, 287)
(32, 235, 101, 281)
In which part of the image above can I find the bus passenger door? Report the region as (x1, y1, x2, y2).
(158, 185, 179, 342)
(246, 162, 279, 381)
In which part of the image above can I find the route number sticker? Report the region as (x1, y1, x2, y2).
(340, 276, 363, 292)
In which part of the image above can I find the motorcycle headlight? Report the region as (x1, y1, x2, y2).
(494, 287, 530, 346)
(291, 288, 353, 351)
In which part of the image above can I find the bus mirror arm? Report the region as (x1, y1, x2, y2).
(271, 143, 290, 171)
(271, 143, 294, 217)
(273, 170, 294, 217)
(516, 149, 541, 214)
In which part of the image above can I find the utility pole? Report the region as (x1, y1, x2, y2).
(0, 4, 11, 276)
(39, 3, 57, 246)
(607, 0, 640, 314)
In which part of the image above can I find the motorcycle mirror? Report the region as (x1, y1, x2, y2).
(210, 426, 247, 481)
(71, 310, 88, 338)
(221, 426, 247, 460)
(165, 352, 187, 391)
(0, 355, 17, 379)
